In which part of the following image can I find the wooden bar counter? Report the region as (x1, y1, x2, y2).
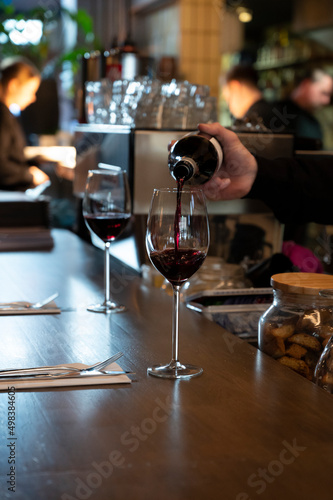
(0, 229, 332, 500)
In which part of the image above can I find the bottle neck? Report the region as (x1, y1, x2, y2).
(171, 157, 198, 182)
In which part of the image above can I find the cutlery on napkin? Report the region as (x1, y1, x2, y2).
(0, 301, 60, 315)
(0, 362, 132, 391)
(0, 293, 60, 315)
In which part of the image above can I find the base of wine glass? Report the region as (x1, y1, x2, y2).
(87, 300, 126, 314)
(147, 360, 203, 379)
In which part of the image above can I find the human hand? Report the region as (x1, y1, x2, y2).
(197, 123, 258, 201)
(28, 166, 50, 186)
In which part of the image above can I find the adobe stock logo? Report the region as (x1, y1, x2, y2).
(236, 438, 307, 499)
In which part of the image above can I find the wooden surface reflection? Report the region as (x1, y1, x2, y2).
(0, 230, 332, 500)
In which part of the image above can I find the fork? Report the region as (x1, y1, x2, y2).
(0, 352, 124, 378)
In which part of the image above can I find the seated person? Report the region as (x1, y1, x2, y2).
(0, 56, 49, 190)
(222, 64, 274, 130)
(275, 67, 333, 148)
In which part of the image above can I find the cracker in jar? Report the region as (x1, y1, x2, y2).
(270, 321, 295, 340)
(304, 350, 320, 369)
(261, 334, 286, 357)
(322, 335, 332, 348)
(288, 333, 322, 352)
(318, 324, 333, 339)
(285, 343, 307, 359)
(278, 356, 311, 379)
(296, 309, 320, 333)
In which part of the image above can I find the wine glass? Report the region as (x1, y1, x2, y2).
(315, 336, 333, 393)
(83, 168, 131, 313)
(146, 187, 209, 379)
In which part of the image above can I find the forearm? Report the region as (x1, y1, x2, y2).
(248, 156, 333, 224)
(0, 158, 33, 188)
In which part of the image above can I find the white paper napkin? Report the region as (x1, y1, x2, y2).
(0, 300, 60, 316)
(0, 362, 131, 391)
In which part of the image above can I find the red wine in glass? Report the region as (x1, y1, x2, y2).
(150, 248, 206, 286)
(83, 169, 131, 313)
(84, 213, 131, 242)
(154, 178, 207, 287)
(146, 187, 209, 379)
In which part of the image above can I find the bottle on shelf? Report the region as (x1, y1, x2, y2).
(168, 132, 223, 185)
(104, 37, 122, 82)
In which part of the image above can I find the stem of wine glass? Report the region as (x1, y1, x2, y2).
(104, 242, 111, 305)
(171, 285, 181, 364)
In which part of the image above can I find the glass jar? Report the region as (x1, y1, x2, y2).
(258, 273, 333, 381)
(314, 335, 333, 393)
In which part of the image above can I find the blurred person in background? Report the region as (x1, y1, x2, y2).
(0, 56, 49, 190)
(276, 67, 333, 148)
(222, 64, 274, 130)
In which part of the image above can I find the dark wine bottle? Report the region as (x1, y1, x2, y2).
(168, 133, 223, 185)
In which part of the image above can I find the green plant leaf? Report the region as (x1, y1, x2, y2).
(0, 2, 15, 17)
(76, 9, 93, 34)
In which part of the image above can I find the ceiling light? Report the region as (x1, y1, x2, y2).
(237, 7, 253, 23)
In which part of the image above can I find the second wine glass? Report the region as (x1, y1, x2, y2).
(146, 187, 209, 379)
(83, 168, 131, 313)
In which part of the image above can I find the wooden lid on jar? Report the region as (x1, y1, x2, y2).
(271, 273, 333, 295)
